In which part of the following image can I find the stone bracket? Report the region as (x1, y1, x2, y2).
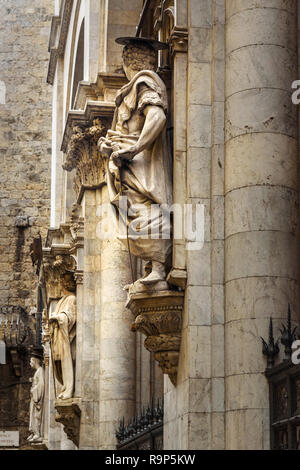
(127, 290, 184, 386)
(55, 398, 81, 448)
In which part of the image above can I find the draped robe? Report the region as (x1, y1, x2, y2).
(29, 366, 44, 438)
(105, 70, 172, 264)
(49, 294, 76, 397)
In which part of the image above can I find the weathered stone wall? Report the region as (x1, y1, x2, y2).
(0, 0, 53, 448)
(0, 0, 53, 310)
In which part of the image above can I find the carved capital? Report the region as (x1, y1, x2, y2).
(55, 398, 81, 448)
(128, 291, 184, 386)
(63, 119, 107, 200)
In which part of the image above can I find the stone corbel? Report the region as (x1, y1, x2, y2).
(62, 118, 107, 201)
(55, 398, 81, 448)
(128, 290, 184, 386)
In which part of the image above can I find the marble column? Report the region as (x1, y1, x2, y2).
(79, 189, 102, 449)
(98, 185, 136, 450)
(225, 0, 299, 449)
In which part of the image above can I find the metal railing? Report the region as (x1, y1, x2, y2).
(116, 399, 163, 450)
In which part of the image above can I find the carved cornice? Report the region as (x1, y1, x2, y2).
(47, 0, 74, 85)
(55, 398, 81, 448)
(61, 101, 114, 153)
(128, 290, 184, 386)
(74, 73, 127, 110)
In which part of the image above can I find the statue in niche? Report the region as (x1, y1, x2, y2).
(27, 352, 44, 443)
(98, 37, 172, 289)
(49, 272, 76, 400)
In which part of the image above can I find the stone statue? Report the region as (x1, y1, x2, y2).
(27, 353, 44, 443)
(98, 37, 172, 288)
(49, 272, 76, 400)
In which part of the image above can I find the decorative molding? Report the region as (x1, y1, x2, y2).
(47, 0, 74, 85)
(55, 398, 81, 448)
(128, 290, 184, 385)
(74, 73, 127, 110)
(61, 101, 115, 153)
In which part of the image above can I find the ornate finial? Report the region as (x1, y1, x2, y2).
(261, 317, 279, 369)
(280, 304, 297, 361)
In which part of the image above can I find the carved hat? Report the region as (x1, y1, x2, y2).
(29, 347, 43, 361)
(115, 36, 168, 50)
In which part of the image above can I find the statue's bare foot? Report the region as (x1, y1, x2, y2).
(58, 390, 73, 400)
(31, 434, 42, 443)
(27, 434, 34, 442)
(140, 261, 166, 285)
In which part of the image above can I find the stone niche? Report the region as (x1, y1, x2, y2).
(127, 290, 184, 386)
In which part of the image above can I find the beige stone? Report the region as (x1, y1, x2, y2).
(225, 277, 299, 323)
(226, 374, 269, 411)
(185, 286, 211, 327)
(188, 326, 211, 379)
(225, 231, 298, 282)
(225, 318, 276, 375)
(211, 324, 224, 377)
(225, 134, 298, 192)
(226, 409, 268, 450)
(189, 28, 212, 63)
(188, 105, 212, 148)
(226, 186, 299, 237)
(212, 378, 225, 412)
(227, 45, 297, 98)
(226, 0, 296, 19)
(211, 412, 225, 450)
(188, 62, 212, 105)
(226, 8, 296, 54)
(226, 89, 297, 141)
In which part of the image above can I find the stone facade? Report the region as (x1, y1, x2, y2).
(2, 0, 300, 451)
(0, 0, 53, 448)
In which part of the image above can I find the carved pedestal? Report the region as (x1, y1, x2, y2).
(55, 398, 81, 448)
(20, 442, 48, 451)
(127, 291, 184, 386)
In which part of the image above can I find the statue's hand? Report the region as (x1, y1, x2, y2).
(48, 316, 58, 324)
(111, 146, 136, 167)
(98, 137, 113, 157)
